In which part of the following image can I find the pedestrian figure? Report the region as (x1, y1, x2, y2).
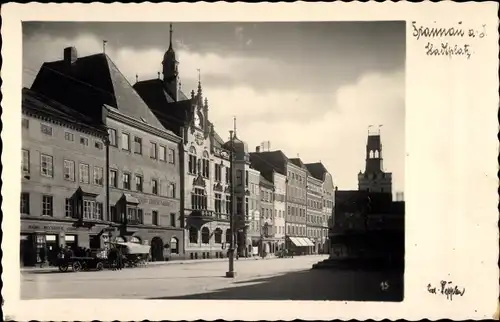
(39, 247, 46, 268)
(117, 247, 123, 270)
(108, 247, 117, 271)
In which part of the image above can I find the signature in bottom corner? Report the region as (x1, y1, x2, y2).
(427, 280, 465, 301)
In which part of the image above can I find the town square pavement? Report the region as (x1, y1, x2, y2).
(22, 255, 403, 301)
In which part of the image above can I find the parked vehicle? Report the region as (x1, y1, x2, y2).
(57, 255, 104, 272)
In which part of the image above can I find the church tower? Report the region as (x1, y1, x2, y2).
(162, 23, 180, 101)
(358, 130, 392, 193)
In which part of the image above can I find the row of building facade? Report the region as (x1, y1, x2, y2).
(20, 25, 335, 266)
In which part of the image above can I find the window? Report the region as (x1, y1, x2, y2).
(109, 169, 117, 188)
(152, 179, 158, 195)
(65, 198, 73, 217)
(226, 229, 232, 244)
(215, 193, 222, 213)
(80, 136, 89, 146)
(21, 193, 30, 214)
(108, 128, 117, 147)
(63, 160, 75, 181)
(168, 183, 176, 198)
(170, 237, 179, 254)
(225, 195, 231, 214)
(236, 197, 243, 215)
(245, 170, 249, 187)
(93, 166, 103, 185)
(226, 167, 230, 184)
(127, 207, 138, 224)
(168, 148, 175, 164)
(22, 149, 30, 173)
(123, 173, 131, 190)
(159, 146, 166, 161)
(191, 188, 207, 210)
(22, 118, 29, 129)
(95, 141, 103, 150)
(214, 228, 222, 244)
(150, 142, 157, 159)
(110, 206, 118, 223)
(135, 175, 143, 192)
(170, 213, 176, 227)
(188, 147, 197, 174)
(215, 164, 222, 182)
(202, 151, 210, 178)
(236, 170, 243, 186)
(245, 197, 249, 218)
(64, 132, 74, 141)
(152, 210, 159, 225)
(137, 209, 143, 224)
(79, 163, 90, 184)
(122, 133, 130, 151)
(83, 200, 94, 219)
(41, 124, 52, 136)
(189, 227, 198, 243)
(42, 195, 53, 216)
(201, 227, 210, 244)
(40, 154, 53, 177)
(134, 137, 142, 154)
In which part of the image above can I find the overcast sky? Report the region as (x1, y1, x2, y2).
(23, 21, 405, 193)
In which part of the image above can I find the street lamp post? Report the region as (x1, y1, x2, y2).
(225, 130, 236, 278)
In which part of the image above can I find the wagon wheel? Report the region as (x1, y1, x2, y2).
(95, 262, 103, 271)
(72, 261, 82, 272)
(59, 264, 68, 272)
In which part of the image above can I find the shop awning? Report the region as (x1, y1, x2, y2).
(302, 237, 315, 247)
(288, 237, 302, 246)
(298, 238, 310, 247)
(123, 193, 140, 204)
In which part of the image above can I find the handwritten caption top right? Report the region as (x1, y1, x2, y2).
(412, 21, 488, 60)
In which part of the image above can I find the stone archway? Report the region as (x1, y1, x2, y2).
(150, 237, 164, 262)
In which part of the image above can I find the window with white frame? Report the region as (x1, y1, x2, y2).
(150, 142, 157, 159)
(40, 154, 53, 177)
(108, 128, 117, 147)
(22, 149, 30, 173)
(134, 136, 142, 154)
(42, 195, 53, 216)
(79, 163, 90, 184)
(123, 173, 131, 190)
(168, 148, 175, 164)
(64, 131, 74, 141)
(22, 118, 29, 129)
(109, 169, 117, 188)
(135, 175, 143, 192)
(122, 133, 130, 151)
(80, 136, 89, 146)
(159, 145, 166, 161)
(63, 160, 75, 181)
(168, 183, 175, 198)
(93, 166, 103, 185)
(41, 124, 53, 136)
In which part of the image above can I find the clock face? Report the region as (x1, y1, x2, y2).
(194, 112, 201, 127)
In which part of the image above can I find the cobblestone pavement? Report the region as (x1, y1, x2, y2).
(21, 255, 403, 301)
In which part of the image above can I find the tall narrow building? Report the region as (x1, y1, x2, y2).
(357, 133, 392, 193)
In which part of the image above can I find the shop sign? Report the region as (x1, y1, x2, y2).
(133, 195, 173, 207)
(27, 224, 65, 232)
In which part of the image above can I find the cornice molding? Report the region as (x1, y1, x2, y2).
(105, 105, 182, 144)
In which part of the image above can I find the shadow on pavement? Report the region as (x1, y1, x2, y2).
(148, 268, 404, 302)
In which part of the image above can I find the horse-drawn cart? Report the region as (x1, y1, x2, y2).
(57, 256, 104, 272)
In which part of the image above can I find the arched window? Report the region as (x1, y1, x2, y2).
(202, 150, 210, 178)
(201, 227, 210, 244)
(214, 228, 223, 244)
(369, 150, 374, 158)
(170, 237, 179, 254)
(188, 146, 197, 174)
(374, 150, 379, 158)
(225, 229, 232, 244)
(189, 227, 198, 243)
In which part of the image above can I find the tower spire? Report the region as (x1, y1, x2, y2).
(233, 116, 237, 137)
(169, 23, 173, 50)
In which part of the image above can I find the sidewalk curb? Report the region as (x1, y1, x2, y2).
(21, 254, 327, 273)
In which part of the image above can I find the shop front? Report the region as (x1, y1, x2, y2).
(20, 219, 111, 267)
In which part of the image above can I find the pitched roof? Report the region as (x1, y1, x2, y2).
(305, 162, 329, 181)
(31, 53, 172, 134)
(259, 174, 274, 188)
(289, 157, 310, 173)
(249, 150, 289, 176)
(22, 87, 107, 135)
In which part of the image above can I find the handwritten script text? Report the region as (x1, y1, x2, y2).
(427, 280, 465, 301)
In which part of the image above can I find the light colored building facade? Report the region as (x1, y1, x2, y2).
(259, 175, 275, 256)
(29, 47, 185, 262)
(286, 159, 310, 254)
(272, 171, 287, 252)
(358, 133, 392, 193)
(306, 173, 323, 254)
(20, 88, 108, 267)
(246, 167, 261, 254)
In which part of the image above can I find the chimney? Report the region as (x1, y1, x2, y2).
(64, 47, 78, 68)
(255, 146, 260, 153)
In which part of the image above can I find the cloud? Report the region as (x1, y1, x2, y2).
(23, 31, 405, 193)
